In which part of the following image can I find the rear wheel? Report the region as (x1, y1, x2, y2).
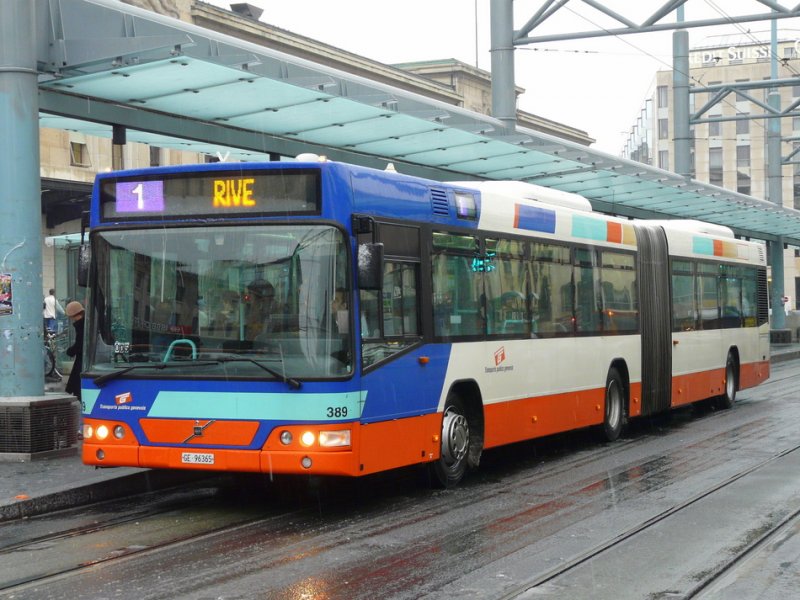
(602, 368, 625, 442)
(44, 346, 56, 378)
(431, 393, 470, 488)
(716, 352, 737, 410)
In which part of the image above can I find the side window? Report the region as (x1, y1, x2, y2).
(381, 261, 419, 337)
(698, 263, 720, 329)
(432, 233, 482, 338)
(359, 221, 422, 369)
(719, 265, 743, 328)
(574, 248, 602, 334)
(485, 238, 528, 335)
(360, 261, 421, 368)
(531, 242, 572, 337)
(671, 260, 697, 332)
(741, 267, 758, 326)
(601, 251, 638, 334)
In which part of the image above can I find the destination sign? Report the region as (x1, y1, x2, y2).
(99, 169, 320, 221)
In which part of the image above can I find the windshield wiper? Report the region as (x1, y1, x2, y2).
(92, 361, 219, 386)
(215, 356, 302, 390)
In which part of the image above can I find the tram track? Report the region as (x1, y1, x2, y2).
(2, 365, 797, 599)
(498, 441, 800, 599)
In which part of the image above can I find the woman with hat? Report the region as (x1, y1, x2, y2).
(64, 301, 85, 400)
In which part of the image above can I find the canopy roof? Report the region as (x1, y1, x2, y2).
(34, 0, 800, 244)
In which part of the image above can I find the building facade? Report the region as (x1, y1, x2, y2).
(42, 0, 593, 306)
(622, 36, 800, 309)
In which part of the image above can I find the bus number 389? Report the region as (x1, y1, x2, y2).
(327, 406, 348, 418)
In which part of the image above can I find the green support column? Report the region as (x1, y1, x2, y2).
(0, 1, 44, 397)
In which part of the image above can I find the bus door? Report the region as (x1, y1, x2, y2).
(634, 224, 672, 415)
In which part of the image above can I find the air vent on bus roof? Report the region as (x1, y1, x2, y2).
(430, 187, 450, 216)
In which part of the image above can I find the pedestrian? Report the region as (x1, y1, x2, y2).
(64, 301, 85, 400)
(43, 288, 64, 333)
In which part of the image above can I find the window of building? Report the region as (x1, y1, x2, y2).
(659, 150, 669, 170)
(149, 146, 161, 167)
(658, 118, 669, 139)
(709, 147, 723, 186)
(69, 142, 90, 168)
(709, 120, 721, 137)
(736, 114, 749, 135)
(657, 85, 669, 108)
(736, 145, 750, 168)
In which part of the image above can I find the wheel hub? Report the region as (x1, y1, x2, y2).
(441, 410, 469, 465)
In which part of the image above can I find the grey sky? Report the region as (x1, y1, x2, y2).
(203, 1, 800, 154)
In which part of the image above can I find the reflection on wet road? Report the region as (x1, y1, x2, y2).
(3, 361, 800, 600)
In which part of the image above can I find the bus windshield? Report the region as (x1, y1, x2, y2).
(85, 224, 352, 380)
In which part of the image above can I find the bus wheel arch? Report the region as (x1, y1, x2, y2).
(431, 380, 484, 488)
(717, 348, 739, 410)
(602, 361, 629, 442)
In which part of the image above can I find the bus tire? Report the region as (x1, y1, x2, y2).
(431, 392, 470, 488)
(716, 352, 737, 410)
(602, 367, 625, 442)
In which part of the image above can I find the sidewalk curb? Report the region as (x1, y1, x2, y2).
(0, 469, 212, 523)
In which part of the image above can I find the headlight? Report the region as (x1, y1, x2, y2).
(279, 430, 293, 445)
(83, 424, 94, 439)
(319, 430, 351, 447)
(300, 431, 316, 447)
(96, 425, 109, 440)
(113, 425, 125, 439)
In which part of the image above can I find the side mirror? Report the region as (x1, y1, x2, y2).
(357, 242, 384, 290)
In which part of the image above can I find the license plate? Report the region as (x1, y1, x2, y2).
(181, 452, 214, 465)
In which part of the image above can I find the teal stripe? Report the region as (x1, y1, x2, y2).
(572, 215, 607, 241)
(149, 390, 367, 421)
(82, 388, 100, 414)
(693, 237, 714, 255)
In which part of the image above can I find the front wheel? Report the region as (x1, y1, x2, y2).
(602, 368, 626, 442)
(431, 393, 470, 488)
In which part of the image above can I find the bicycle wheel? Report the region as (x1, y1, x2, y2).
(44, 346, 56, 378)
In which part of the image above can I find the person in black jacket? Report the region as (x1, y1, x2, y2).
(64, 301, 85, 400)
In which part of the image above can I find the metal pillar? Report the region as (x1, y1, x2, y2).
(767, 14, 786, 329)
(672, 27, 691, 177)
(0, 1, 44, 397)
(490, 0, 517, 131)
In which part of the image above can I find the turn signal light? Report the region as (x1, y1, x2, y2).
(319, 430, 351, 447)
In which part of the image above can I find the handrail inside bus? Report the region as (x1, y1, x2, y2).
(163, 338, 197, 362)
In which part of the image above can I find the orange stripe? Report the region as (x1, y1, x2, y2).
(739, 360, 770, 389)
(483, 388, 605, 448)
(713, 239, 723, 256)
(607, 222, 622, 244)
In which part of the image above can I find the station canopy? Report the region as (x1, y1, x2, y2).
(35, 0, 800, 245)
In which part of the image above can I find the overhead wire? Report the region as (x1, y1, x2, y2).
(551, 2, 799, 154)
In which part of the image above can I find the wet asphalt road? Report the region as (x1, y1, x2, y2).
(2, 360, 800, 599)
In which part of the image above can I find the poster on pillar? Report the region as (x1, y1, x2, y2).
(0, 273, 12, 316)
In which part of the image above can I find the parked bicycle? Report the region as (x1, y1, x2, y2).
(44, 329, 67, 380)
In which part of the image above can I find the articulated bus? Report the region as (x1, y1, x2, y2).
(80, 157, 770, 486)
